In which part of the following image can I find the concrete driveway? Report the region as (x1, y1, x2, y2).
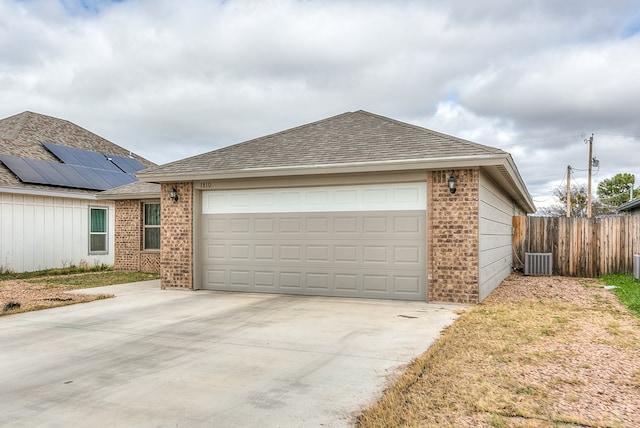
(0, 280, 463, 427)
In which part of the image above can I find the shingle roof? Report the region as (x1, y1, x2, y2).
(96, 181, 160, 200)
(138, 110, 507, 178)
(0, 111, 154, 194)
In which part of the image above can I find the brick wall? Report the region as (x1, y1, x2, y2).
(428, 169, 480, 303)
(141, 252, 160, 272)
(160, 182, 193, 289)
(114, 200, 141, 271)
(113, 199, 161, 273)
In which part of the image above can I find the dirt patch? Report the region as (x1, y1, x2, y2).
(357, 274, 640, 427)
(0, 279, 112, 315)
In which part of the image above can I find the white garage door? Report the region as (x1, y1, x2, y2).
(201, 183, 427, 300)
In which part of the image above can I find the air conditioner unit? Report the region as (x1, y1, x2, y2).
(634, 254, 640, 280)
(524, 253, 552, 276)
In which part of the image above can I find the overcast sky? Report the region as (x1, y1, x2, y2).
(2, 0, 639, 209)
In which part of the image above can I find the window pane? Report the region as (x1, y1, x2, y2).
(90, 208, 106, 233)
(144, 228, 160, 250)
(144, 203, 160, 226)
(90, 234, 106, 252)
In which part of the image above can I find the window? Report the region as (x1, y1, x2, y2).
(89, 207, 108, 254)
(144, 203, 160, 250)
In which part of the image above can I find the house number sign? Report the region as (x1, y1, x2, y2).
(196, 182, 213, 189)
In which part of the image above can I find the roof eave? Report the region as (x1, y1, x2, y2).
(617, 198, 640, 212)
(95, 192, 161, 201)
(0, 186, 98, 200)
(136, 154, 507, 182)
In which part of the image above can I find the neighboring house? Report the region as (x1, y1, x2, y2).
(0, 111, 154, 273)
(136, 110, 535, 304)
(617, 198, 640, 215)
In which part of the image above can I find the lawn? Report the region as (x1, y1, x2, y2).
(357, 274, 640, 427)
(602, 273, 640, 317)
(1, 268, 159, 315)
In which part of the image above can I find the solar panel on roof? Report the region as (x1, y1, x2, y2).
(105, 154, 145, 173)
(0, 154, 137, 191)
(42, 141, 121, 172)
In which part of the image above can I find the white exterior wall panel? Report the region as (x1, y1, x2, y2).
(478, 173, 517, 301)
(0, 192, 114, 272)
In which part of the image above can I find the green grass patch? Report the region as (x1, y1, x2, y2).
(0, 263, 112, 281)
(601, 273, 640, 317)
(29, 271, 160, 289)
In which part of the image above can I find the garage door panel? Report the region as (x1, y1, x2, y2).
(334, 245, 358, 263)
(254, 218, 275, 234)
(202, 183, 426, 301)
(255, 244, 275, 261)
(363, 216, 389, 233)
(255, 271, 275, 288)
(394, 246, 421, 264)
(306, 217, 329, 233)
(202, 236, 427, 300)
(394, 216, 422, 233)
(230, 218, 251, 233)
(395, 276, 421, 293)
(363, 246, 388, 263)
(280, 272, 302, 289)
(229, 244, 250, 260)
(307, 273, 330, 290)
(307, 245, 329, 261)
(280, 245, 302, 261)
(334, 216, 359, 233)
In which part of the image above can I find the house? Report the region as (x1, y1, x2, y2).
(617, 198, 640, 215)
(136, 110, 535, 303)
(0, 111, 155, 273)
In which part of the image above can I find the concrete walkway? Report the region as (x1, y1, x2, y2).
(0, 281, 464, 427)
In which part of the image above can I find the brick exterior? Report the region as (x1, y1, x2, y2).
(141, 252, 160, 272)
(113, 199, 160, 273)
(156, 172, 483, 301)
(114, 200, 142, 271)
(427, 169, 480, 304)
(160, 183, 193, 289)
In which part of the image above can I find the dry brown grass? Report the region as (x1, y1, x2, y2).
(1, 271, 158, 315)
(0, 279, 112, 314)
(356, 274, 640, 428)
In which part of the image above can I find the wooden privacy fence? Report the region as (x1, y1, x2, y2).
(512, 216, 640, 277)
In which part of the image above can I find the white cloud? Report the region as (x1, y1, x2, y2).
(1, 0, 639, 209)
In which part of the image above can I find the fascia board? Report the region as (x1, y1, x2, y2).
(0, 186, 97, 200)
(95, 192, 161, 200)
(136, 153, 536, 213)
(136, 154, 509, 182)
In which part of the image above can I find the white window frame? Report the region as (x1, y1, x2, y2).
(143, 201, 161, 251)
(89, 206, 109, 255)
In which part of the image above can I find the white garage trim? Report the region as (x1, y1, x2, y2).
(203, 182, 426, 214)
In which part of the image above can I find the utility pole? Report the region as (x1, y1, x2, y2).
(566, 165, 571, 217)
(587, 134, 594, 218)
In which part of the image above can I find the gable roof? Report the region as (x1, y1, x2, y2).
(137, 110, 535, 212)
(140, 110, 508, 175)
(0, 111, 154, 196)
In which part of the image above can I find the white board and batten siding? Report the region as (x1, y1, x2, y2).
(201, 183, 428, 301)
(0, 192, 114, 272)
(478, 173, 523, 301)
